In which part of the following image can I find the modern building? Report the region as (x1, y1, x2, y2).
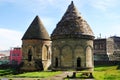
(9, 47, 22, 65)
(94, 36, 120, 61)
(0, 50, 10, 65)
(94, 38, 109, 61)
(0, 54, 9, 65)
(0, 54, 5, 58)
(0, 50, 10, 57)
(51, 1, 94, 71)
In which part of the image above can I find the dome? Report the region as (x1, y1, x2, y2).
(22, 16, 50, 40)
(51, 1, 94, 39)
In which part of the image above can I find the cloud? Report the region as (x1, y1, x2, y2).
(0, 0, 120, 49)
(0, 0, 15, 3)
(94, 23, 120, 38)
(1, 0, 119, 13)
(0, 28, 22, 50)
(0, 0, 83, 14)
(41, 17, 57, 34)
(107, 24, 120, 36)
(105, 12, 120, 20)
(88, 0, 119, 11)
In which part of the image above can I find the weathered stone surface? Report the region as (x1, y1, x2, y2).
(51, 1, 94, 71)
(21, 16, 51, 71)
(52, 39, 94, 70)
(51, 1, 94, 40)
(21, 1, 94, 72)
(22, 16, 50, 40)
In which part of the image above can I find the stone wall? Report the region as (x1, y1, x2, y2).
(21, 39, 51, 71)
(52, 38, 94, 71)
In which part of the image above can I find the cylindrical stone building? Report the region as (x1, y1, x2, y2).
(21, 16, 51, 71)
(51, 1, 94, 71)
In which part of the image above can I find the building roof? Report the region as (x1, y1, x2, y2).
(22, 16, 50, 40)
(51, 1, 94, 38)
(109, 36, 120, 41)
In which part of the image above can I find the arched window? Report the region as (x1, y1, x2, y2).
(28, 49, 32, 61)
(55, 57, 58, 67)
(77, 57, 81, 67)
(42, 45, 48, 60)
(61, 45, 72, 67)
(86, 46, 93, 67)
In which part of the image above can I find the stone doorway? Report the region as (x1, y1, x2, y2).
(77, 57, 81, 67)
(55, 57, 58, 67)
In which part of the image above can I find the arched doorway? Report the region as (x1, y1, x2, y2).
(75, 46, 84, 68)
(55, 57, 58, 67)
(77, 57, 81, 67)
(61, 45, 72, 67)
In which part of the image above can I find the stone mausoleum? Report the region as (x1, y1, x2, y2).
(21, 1, 94, 71)
(51, 1, 94, 71)
(21, 16, 51, 71)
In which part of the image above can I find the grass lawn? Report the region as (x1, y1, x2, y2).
(0, 65, 120, 80)
(0, 69, 61, 78)
(67, 65, 120, 80)
(93, 65, 120, 80)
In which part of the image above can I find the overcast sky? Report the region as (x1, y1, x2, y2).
(0, 0, 120, 50)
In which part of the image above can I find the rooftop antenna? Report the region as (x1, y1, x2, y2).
(99, 33, 101, 38)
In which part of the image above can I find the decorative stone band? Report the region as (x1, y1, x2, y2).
(51, 34, 94, 40)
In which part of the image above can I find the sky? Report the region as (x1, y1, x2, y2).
(0, 0, 120, 50)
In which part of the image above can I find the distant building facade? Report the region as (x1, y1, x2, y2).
(0, 50, 10, 57)
(9, 47, 22, 65)
(94, 36, 120, 61)
(0, 54, 5, 58)
(0, 50, 10, 65)
(0, 55, 9, 65)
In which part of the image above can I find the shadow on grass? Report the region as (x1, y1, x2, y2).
(0, 69, 45, 78)
(64, 72, 94, 80)
(116, 62, 120, 69)
(117, 65, 120, 70)
(0, 69, 11, 75)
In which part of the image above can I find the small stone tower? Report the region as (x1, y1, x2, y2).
(21, 16, 51, 71)
(51, 1, 94, 71)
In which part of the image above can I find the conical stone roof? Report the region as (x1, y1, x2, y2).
(51, 1, 94, 39)
(22, 16, 50, 40)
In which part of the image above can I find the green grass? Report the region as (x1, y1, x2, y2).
(65, 65, 120, 80)
(9, 71, 61, 78)
(0, 69, 14, 76)
(0, 65, 120, 80)
(0, 69, 61, 78)
(93, 65, 120, 80)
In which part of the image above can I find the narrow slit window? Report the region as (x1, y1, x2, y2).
(28, 49, 32, 61)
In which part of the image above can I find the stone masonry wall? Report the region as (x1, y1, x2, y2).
(52, 38, 93, 70)
(21, 39, 51, 71)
